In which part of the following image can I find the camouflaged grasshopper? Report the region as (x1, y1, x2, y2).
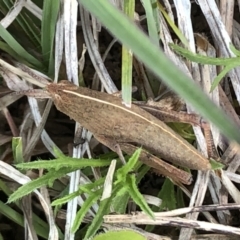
(30, 80, 211, 185)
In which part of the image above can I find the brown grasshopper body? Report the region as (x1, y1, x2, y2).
(46, 80, 211, 172)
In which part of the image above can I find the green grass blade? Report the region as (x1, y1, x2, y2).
(17, 11, 41, 48)
(52, 178, 105, 206)
(84, 198, 112, 239)
(16, 158, 111, 170)
(8, 168, 75, 203)
(0, 24, 43, 68)
(170, 43, 237, 65)
(157, 3, 188, 46)
(121, 0, 135, 107)
(141, 0, 159, 45)
(72, 192, 100, 233)
(0, 199, 24, 226)
(116, 148, 141, 184)
(158, 178, 176, 211)
(84, 185, 122, 239)
(127, 174, 154, 219)
(0, 41, 34, 66)
(41, 0, 60, 75)
(0, 200, 49, 239)
(52, 190, 83, 206)
(210, 63, 239, 92)
(12, 137, 24, 165)
(229, 43, 240, 56)
(92, 230, 146, 240)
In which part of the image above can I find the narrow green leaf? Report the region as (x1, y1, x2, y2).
(141, 0, 159, 45)
(210, 159, 225, 170)
(169, 43, 236, 65)
(16, 11, 41, 48)
(84, 186, 121, 239)
(111, 192, 130, 214)
(12, 137, 24, 164)
(158, 178, 176, 211)
(52, 189, 83, 206)
(115, 184, 129, 197)
(52, 178, 104, 206)
(0, 24, 43, 68)
(121, 45, 133, 107)
(139, 0, 162, 96)
(170, 44, 240, 92)
(80, 178, 105, 190)
(0, 179, 12, 196)
(92, 230, 146, 240)
(0, 41, 33, 66)
(0, 199, 24, 225)
(41, 0, 60, 75)
(176, 188, 185, 209)
(8, 168, 74, 203)
(210, 63, 239, 92)
(84, 198, 112, 239)
(116, 148, 141, 183)
(16, 158, 111, 170)
(127, 175, 154, 219)
(121, 0, 135, 107)
(54, 147, 67, 158)
(229, 43, 240, 57)
(0, 200, 49, 239)
(122, 148, 141, 172)
(157, 3, 188, 46)
(72, 192, 101, 233)
(2, 1, 41, 48)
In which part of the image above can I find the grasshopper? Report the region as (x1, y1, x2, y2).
(40, 80, 212, 184)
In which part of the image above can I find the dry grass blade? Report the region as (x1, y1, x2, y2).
(104, 212, 240, 235)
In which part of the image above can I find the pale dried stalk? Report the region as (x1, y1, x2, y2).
(103, 212, 240, 236)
